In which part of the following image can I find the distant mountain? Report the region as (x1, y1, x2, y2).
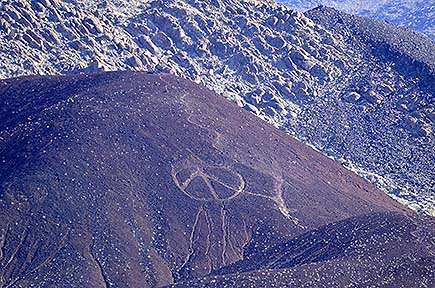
(0, 0, 434, 215)
(0, 72, 433, 287)
(278, 0, 435, 39)
(278, 0, 383, 12)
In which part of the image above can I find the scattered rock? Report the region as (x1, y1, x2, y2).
(401, 116, 431, 137)
(364, 90, 383, 104)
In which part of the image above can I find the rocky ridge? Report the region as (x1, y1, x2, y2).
(0, 0, 434, 214)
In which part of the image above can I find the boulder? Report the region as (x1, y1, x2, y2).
(310, 64, 330, 82)
(83, 16, 104, 34)
(210, 40, 227, 58)
(210, 0, 223, 8)
(44, 28, 61, 45)
(342, 91, 361, 103)
(291, 82, 310, 101)
(126, 55, 143, 69)
(152, 32, 175, 52)
(37, 0, 52, 8)
(364, 90, 383, 104)
(290, 48, 315, 71)
(397, 95, 418, 112)
(265, 35, 286, 49)
(266, 16, 279, 27)
(227, 52, 250, 71)
(425, 106, 435, 123)
(22, 30, 42, 49)
(234, 15, 249, 30)
(281, 56, 298, 71)
(138, 35, 159, 55)
(253, 37, 271, 54)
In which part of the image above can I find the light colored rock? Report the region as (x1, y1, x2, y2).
(137, 35, 159, 55)
(291, 82, 310, 101)
(210, 40, 227, 57)
(364, 90, 383, 104)
(44, 28, 61, 44)
(22, 30, 42, 48)
(83, 16, 104, 34)
(342, 91, 361, 103)
(2, 0, 433, 215)
(152, 32, 175, 52)
(37, 0, 52, 8)
(266, 16, 279, 26)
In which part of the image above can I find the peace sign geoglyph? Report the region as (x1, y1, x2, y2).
(171, 161, 245, 202)
(171, 158, 304, 228)
(171, 158, 305, 275)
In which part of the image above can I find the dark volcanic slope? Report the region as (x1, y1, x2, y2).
(0, 72, 432, 287)
(171, 213, 435, 287)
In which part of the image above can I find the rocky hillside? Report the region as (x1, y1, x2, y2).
(303, 6, 435, 214)
(0, 0, 434, 215)
(279, 0, 435, 39)
(0, 72, 433, 287)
